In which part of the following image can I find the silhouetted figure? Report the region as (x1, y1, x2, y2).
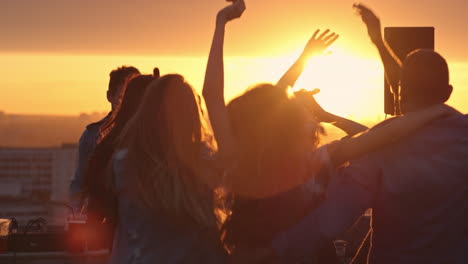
(202, 1, 451, 263)
(153, 67, 160, 78)
(109, 74, 227, 263)
(83, 74, 155, 250)
(272, 5, 468, 264)
(70, 66, 140, 213)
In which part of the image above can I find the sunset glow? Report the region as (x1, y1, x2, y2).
(1, 0, 466, 121)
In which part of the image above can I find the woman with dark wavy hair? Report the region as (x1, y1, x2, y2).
(83, 74, 156, 249)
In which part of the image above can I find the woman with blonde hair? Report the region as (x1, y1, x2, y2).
(109, 74, 227, 263)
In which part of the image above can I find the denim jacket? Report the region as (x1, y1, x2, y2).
(109, 149, 227, 264)
(70, 116, 107, 213)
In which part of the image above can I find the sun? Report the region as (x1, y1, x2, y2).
(222, 49, 386, 122)
(289, 48, 385, 121)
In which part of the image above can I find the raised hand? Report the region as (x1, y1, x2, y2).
(295, 89, 369, 136)
(354, 3, 383, 45)
(302, 29, 339, 59)
(294, 89, 333, 123)
(217, 0, 246, 25)
(275, 30, 338, 90)
(203, 0, 245, 173)
(276, 29, 339, 90)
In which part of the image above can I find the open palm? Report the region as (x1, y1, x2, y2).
(354, 3, 382, 44)
(303, 29, 339, 58)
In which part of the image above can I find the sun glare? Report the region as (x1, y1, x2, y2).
(2, 50, 394, 123)
(292, 49, 385, 121)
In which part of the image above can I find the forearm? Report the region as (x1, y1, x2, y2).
(329, 104, 449, 166)
(276, 53, 308, 90)
(202, 22, 225, 100)
(202, 19, 237, 166)
(70, 142, 90, 213)
(356, 4, 401, 92)
(70, 172, 86, 213)
(326, 113, 368, 136)
(374, 39, 401, 91)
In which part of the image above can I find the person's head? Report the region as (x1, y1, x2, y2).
(99, 74, 155, 142)
(119, 74, 215, 229)
(107, 66, 140, 111)
(153, 67, 160, 78)
(400, 49, 453, 113)
(226, 84, 323, 196)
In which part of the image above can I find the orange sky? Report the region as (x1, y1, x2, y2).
(1, 0, 467, 118)
(1, 0, 467, 59)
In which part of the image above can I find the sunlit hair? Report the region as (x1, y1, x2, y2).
(84, 74, 155, 220)
(227, 84, 322, 181)
(222, 83, 323, 250)
(118, 74, 218, 229)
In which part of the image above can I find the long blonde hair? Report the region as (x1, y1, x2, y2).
(118, 74, 217, 229)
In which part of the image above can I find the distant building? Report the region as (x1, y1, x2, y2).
(0, 198, 49, 226)
(0, 144, 77, 226)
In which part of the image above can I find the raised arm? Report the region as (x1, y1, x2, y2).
(295, 89, 368, 136)
(354, 4, 401, 93)
(276, 30, 339, 90)
(328, 104, 453, 166)
(202, 0, 246, 166)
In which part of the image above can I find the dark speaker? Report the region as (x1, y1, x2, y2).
(383, 27, 435, 115)
(7, 233, 67, 252)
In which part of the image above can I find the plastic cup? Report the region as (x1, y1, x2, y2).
(67, 220, 88, 253)
(0, 219, 12, 253)
(333, 239, 349, 259)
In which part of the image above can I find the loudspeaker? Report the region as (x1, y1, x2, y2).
(383, 27, 435, 115)
(7, 233, 67, 252)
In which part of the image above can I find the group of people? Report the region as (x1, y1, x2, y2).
(69, 1, 467, 263)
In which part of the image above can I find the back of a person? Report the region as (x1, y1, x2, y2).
(370, 113, 468, 263)
(223, 186, 318, 246)
(109, 150, 227, 264)
(223, 154, 337, 262)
